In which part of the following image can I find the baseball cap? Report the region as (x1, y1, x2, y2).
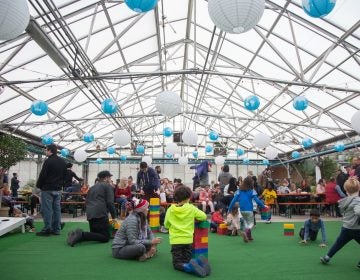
(97, 170, 113, 179)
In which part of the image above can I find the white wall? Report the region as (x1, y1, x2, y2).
(9, 159, 266, 188)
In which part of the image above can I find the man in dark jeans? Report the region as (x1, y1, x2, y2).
(36, 144, 67, 236)
(67, 170, 116, 246)
(136, 162, 160, 202)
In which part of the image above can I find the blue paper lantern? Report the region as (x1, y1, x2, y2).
(124, 0, 158, 13)
(41, 135, 54, 145)
(101, 98, 118, 114)
(243, 158, 250, 165)
(302, 0, 336, 18)
(293, 96, 309, 111)
(208, 131, 219, 141)
(30, 100, 48, 116)
(136, 145, 145, 154)
(107, 147, 116, 155)
(302, 138, 313, 148)
(192, 150, 198, 158)
(334, 142, 345, 152)
(83, 133, 94, 143)
(205, 145, 213, 153)
(120, 155, 127, 161)
(262, 159, 269, 165)
(291, 151, 300, 159)
(60, 148, 69, 157)
(236, 148, 245, 156)
(96, 158, 103, 164)
(163, 127, 173, 138)
(244, 95, 260, 111)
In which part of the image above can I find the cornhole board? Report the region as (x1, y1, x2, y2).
(0, 217, 26, 236)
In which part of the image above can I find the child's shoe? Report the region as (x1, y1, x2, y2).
(238, 229, 249, 242)
(197, 255, 211, 276)
(320, 255, 330, 264)
(189, 259, 206, 277)
(245, 228, 254, 241)
(160, 226, 168, 233)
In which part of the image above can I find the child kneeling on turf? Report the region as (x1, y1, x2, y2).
(299, 209, 327, 247)
(164, 186, 211, 277)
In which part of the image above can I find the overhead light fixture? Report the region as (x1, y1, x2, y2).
(26, 17, 70, 69)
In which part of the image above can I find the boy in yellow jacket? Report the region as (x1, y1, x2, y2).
(164, 186, 211, 277)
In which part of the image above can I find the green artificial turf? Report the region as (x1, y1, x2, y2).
(0, 221, 359, 280)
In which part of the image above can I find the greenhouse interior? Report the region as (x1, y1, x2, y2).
(0, 0, 360, 279)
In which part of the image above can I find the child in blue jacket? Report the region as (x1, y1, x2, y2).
(228, 176, 266, 242)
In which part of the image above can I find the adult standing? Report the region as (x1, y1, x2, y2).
(136, 162, 160, 202)
(36, 144, 67, 236)
(218, 165, 232, 195)
(10, 173, 20, 198)
(336, 166, 350, 194)
(354, 156, 360, 179)
(67, 170, 116, 246)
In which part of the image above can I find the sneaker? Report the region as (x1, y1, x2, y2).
(197, 255, 211, 276)
(36, 230, 51, 236)
(265, 220, 271, 224)
(28, 228, 36, 233)
(160, 226, 168, 233)
(189, 259, 206, 277)
(239, 231, 249, 243)
(320, 256, 330, 264)
(67, 228, 83, 247)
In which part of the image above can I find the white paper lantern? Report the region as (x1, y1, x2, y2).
(165, 142, 179, 155)
(178, 156, 188, 165)
(215, 156, 225, 165)
(351, 110, 360, 133)
(253, 132, 271, 149)
(182, 129, 198, 146)
(208, 0, 265, 34)
(0, 0, 30, 40)
(113, 129, 131, 146)
(155, 90, 182, 118)
(265, 147, 278, 160)
(142, 155, 152, 166)
(74, 149, 87, 162)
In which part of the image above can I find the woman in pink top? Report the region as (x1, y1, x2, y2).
(199, 185, 215, 213)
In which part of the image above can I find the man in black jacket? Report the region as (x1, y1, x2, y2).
(10, 173, 20, 198)
(64, 162, 83, 191)
(136, 162, 160, 202)
(67, 170, 116, 246)
(36, 144, 67, 236)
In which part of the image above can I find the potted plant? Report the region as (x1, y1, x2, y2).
(0, 134, 27, 216)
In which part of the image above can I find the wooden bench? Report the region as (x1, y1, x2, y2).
(12, 201, 30, 213)
(60, 201, 86, 218)
(278, 202, 328, 218)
